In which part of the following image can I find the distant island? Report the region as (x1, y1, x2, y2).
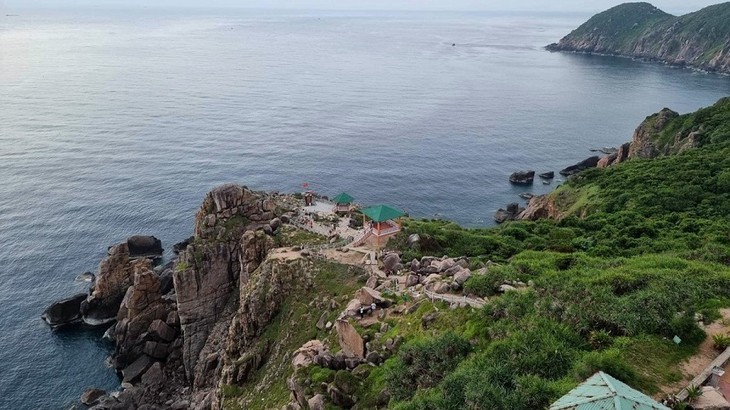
(547, 2, 730, 74)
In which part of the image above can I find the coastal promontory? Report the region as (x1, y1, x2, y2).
(547, 2, 730, 74)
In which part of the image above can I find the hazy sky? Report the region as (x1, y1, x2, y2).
(1, 0, 723, 14)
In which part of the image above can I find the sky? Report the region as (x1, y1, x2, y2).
(0, 0, 723, 14)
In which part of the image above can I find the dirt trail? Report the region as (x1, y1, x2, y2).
(657, 309, 730, 397)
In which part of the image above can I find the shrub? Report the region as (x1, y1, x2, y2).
(385, 332, 472, 402)
(712, 334, 730, 351)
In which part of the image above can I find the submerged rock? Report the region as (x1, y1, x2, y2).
(538, 171, 555, 179)
(75, 271, 95, 282)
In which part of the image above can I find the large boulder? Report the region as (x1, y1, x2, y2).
(509, 170, 535, 185)
(172, 236, 194, 254)
(121, 355, 153, 384)
(494, 202, 524, 224)
(559, 156, 600, 176)
(407, 234, 420, 249)
(538, 171, 554, 179)
(353, 287, 385, 306)
(382, 253, 401, 273)
(80, 388, 107, 406)
(41, 293, 86, 327)
(453, 269, 472, 286)
(336, 320, 365, 359)
(126, 236, 163, 259)
(292, 340, 327, 369)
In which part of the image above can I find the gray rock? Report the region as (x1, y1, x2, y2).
(41, 293, 86, 327)
(383, 253, 401, 273)
(509, 170, 535, 185)
(122, 355, 152, 384)
(143, 341, 170, 360)
(560, 156, 600, 176)
(454, 269, 472, 286)
(405, 274, 419, 287)
(80, 388, 106, 406)
(539, 171, 555, 179)
(149, 319, 176, 342)
(308, 394, 326, 410)
(316, 312, 328, 331)
(75, 271, 96, 282)
(499, 284, 517, 293)
(126, 235, 163, 259)
(328, 384, 355, 408)
(407, 234, 420, 249)
(141, 362, 164, 387)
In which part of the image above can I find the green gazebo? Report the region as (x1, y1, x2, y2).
(332, 192, 355, 212)
(360, 204, 406, 247)
(550, 372, 670, 410)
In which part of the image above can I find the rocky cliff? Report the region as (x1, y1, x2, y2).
(547, 2, 730, 74)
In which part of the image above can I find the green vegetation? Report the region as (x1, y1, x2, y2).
(273, 225, 329, 247)
(371, 99, 730, 409)
(219, 98, 730, 409)
(549, 2, 730, 73)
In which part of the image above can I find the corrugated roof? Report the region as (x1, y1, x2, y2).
(332, 192, 354, 204)
(361, 204, 405, 222)
(550, 372, 670, 410)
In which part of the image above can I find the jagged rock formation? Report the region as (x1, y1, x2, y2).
(81, 243, 153, 325)
(547, 2, 730, 74)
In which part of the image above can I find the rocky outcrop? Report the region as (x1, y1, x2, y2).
(42, 293, 87, 327)
(518, 194, 562, 221)
(509, 170, 535, 185)
(127, 235, 163, 259)
(546, 3, 730, 75)
(494, 202, 524, 224)
(538, 171, 554, 179)
(112, 268, 174, 370)
(175, 184, 276, 386)
(81, 244, 153, 325)
(559, 156, 600, 176)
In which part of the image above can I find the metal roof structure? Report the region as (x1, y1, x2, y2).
(331, 192, 355, 205)
(361, 204, 405, 223)
(550, 372, 670, 410)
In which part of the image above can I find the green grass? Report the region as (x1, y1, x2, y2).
(274, 225, 329, 248)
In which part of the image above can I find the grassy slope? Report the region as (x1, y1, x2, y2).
(373, 99, 730, 409)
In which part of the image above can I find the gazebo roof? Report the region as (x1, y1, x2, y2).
(332, 192, 355, 205)
(361, 204, 405, 223)
(550, 372, 669, 410)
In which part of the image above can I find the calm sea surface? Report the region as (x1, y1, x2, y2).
(1, 8, 729, 409)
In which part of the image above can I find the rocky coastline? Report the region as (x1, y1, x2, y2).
(497, 103, 707, 224)
(545, 2, 730, 75)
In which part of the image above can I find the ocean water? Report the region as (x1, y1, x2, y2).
(1, 8, 729, 409)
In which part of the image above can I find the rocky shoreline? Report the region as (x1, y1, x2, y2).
(497, 105, 700, 224)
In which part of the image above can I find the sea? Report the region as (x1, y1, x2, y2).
(1, 7, 729, 409)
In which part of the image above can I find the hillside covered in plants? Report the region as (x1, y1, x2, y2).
(371, 97, 730, 409)
(547, 2, 730, 74)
